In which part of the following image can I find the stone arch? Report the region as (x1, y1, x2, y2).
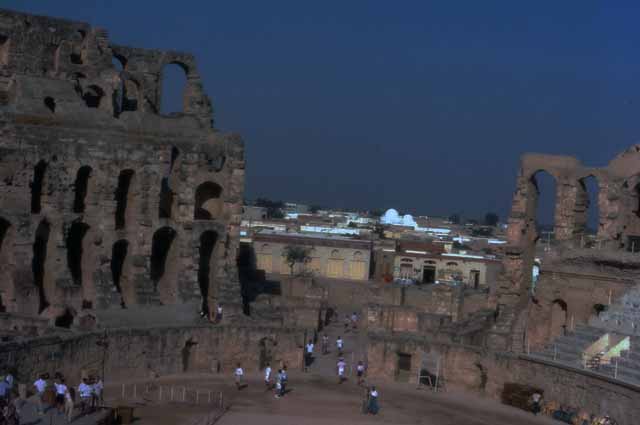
(0, 34, 9, 65)
(549, 298, 568, 340)
(158, 177, 174, 219)
(32, 219, 52, 313)
(330, 249, 342, 259)
(150, 227, 179, 304)
(111, 239, 133, 307)
(353, 251, 363, 261)
(65, 221, 90, 287)
(160, 62, 188, 115)
(194, 182, 223, 220)
(54, 307, 75, 328)
(575, 175, 600, 239)
(529, 170, 558, 243)
(0, 218, 13, 312)
(83, 85, 105, 108)
(259, 337, 276, 369)
(114, 169, 135, 230)
(198, 231, 218, 316)
(31, 160, 48, 214)
(73, 165, 92, 213)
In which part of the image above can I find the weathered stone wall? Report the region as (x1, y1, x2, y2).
(0, 324, 304, 384)
(0, 9, 245, 324)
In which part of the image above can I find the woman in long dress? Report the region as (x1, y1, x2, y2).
(367, 386, 379, 415)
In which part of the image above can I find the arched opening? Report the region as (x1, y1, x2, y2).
(83, 85, 104, 108)
(577, 176, 600, 238)
(44, 96, 56, 113)
(158, 177, 173, 219)
(111, 239, 129, 307)
(66, 221, 90, 286)
(54, 308, 75, 328)
(0, 218, 9, 254)
(198, 231, 218, 317)
(0, 34, 9, 65)
(32, 219, 51, 313)
(170, 146, 180, 173)
(111, 56, 124, 117)
(73, 166, 92, 213)
(114, 169, 135, 230)
(0, 218, 11, 312)
(530, 170, 557, 243)
(549, 299, 568, 340)
(31, 160, 48, 214)
(194, 182, 223, 220)
(150, 227, 178, 303)
(181, 338, 198, 372)
(160, 63, 188, 115)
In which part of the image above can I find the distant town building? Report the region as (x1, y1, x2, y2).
(253, 230, 372, 280)
(242, 205, 267, 221)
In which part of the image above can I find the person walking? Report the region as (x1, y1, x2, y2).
(356, 361, 366, 386)
(531, 392, 542, 415)
(305, 340, 314, 372)
(64, 386, 75, 423)
(54, 379, 68, 415)
(274, 374, 283, 399)
(280, 367, 288, 396)
(321, 334, 329, 355)
(336, 336, 344, 357)
(337, 358, 346, 384)
(78, 378, 93, 415)
(234, 364, 244, 390)
(33, 374, 47, 415)
(92, 376, 103, 409)
(264, 363, 272, 389)
(351, 312, 358, 330)
(367, 386, 379, 415)
(4, 372, 13, 401)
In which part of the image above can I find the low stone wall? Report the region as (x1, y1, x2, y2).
(0, 324, 304, 385)
(485, 354, 640, 425)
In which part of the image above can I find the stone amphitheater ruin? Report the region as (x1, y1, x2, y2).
(1, 7, 640, 425)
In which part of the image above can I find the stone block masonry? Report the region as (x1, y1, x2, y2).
(0, 8, 245, 325)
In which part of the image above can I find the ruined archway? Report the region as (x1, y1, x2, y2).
(31, 160, 48, 214)
(160, 62, 188, 115)
(530, 170, 557, 245)
(73, 165, 92, 213)
(198, 231, 218, 316)
(115, 169, 135, 230)
(150, 227, 179, 304)
(194, 182, 223, 220)
(110, 239, 129, 307)
(32, 219, 51, 313)
(158, 177, 173, 219)
(575, 175, 600, 240)
(66, 221, 90, 287)
(549, 299, 568, 340)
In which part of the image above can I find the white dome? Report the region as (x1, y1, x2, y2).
(381, 209, 400, 224)
(402, 214, 416, 227)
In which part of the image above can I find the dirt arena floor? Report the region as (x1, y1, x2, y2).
(106, 372, 557, 425)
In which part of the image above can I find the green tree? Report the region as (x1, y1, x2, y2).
(282, 245, 311, 275)
(448, 214, 460, 224)
(484, 212, 499, 226)
(309, 204, 322, 213)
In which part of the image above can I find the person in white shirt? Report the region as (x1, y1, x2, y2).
(92, 377, 103, 409)
(54, 379, 68, 414)
(321, 334, 329, 354)
(234, 363, 244, 389)
(337, 358, 346, 384)
(336, 336, 344, 356)
(367, 386, 379, 414)
(304, 340, 314, 372)
(264, 364, 272, 389)
(356, 361, 366, 385)
(215, 305, 223, 323)
(33, 375, 47, 415)
(78, 378, 93, 414)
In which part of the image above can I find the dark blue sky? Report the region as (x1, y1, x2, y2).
(7, 1, 640, 222)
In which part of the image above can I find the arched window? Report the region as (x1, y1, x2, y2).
(32, 219, 51, 313)
(353, 251, 363, 261)
(114, 170, 135, 229)
(158, 177, 173, 219)
(66, 221, 90, 286)
(194, 182, 223, 220)
(198, 231, 218, 316)
(330, 249, 341, 259)
(530, 170, 557, 242)
(577, 176, 599, 237)
(111, 239, 128, 306)
(83, 85, 104, 108)
(261, 244, 271, 253)
(31, 160, 47, 214)
(0, 34, 9, 65)
(160, 62, 188, 115)
(446, 262, 459, 267)
(73, 166, 92, 213)
(150, 227, 179, 304)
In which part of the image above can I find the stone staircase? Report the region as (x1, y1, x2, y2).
(532, 325, 603, 366)
(590, 286, 640, 336)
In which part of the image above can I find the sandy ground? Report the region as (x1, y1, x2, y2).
(104, 372, 557, 425)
